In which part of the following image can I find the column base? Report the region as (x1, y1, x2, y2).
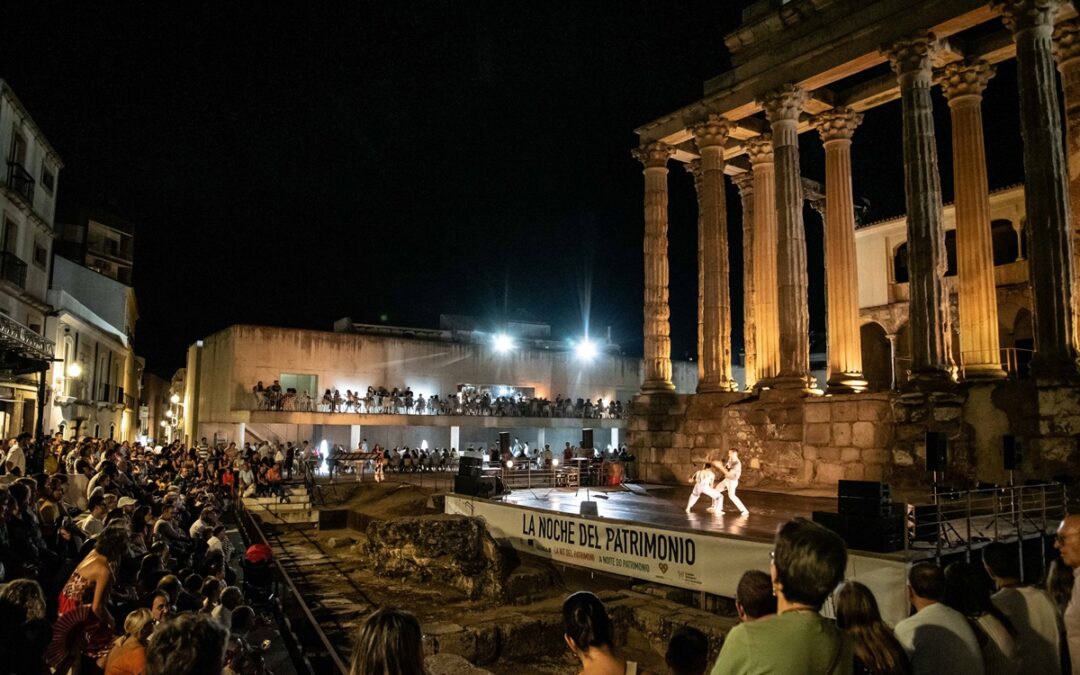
(697, 380, 737, 394)
(960, 362, 1007, 381)
(758, 372, 819, 395)
(825, 372, 869, 394)
(903, 366, 954, 392)
(641, 380, 676, 394)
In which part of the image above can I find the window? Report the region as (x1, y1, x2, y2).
(33, 239, 47, 268)
(893, 243, 909, 283)
(3, 218, 17, 255)
(279, 373, 317, 396)
(8, 131, 25, 164)
(40, 166, 54, 193)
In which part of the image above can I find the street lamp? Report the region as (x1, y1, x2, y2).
(574, 338, 598, 362)
(170, 393, 180, 405)
(65, 362, 82, 379)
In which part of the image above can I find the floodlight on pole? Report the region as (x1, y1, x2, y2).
(493, 333, 514, 354)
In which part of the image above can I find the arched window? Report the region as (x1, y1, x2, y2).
(991, 219, 1018, 265)
(893, 243, 909, 283)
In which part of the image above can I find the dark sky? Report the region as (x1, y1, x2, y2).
(0, 2, 1026, 376)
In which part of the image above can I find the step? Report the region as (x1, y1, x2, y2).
(261, 510, 320, 525)
(245, 495, 311, 506)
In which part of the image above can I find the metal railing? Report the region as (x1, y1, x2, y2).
(903, 482, 1066, 576)
(0, 251, 27, 289)
(6, 161, 34, 204)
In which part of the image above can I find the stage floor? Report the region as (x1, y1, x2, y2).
(499, 483, 837, 543)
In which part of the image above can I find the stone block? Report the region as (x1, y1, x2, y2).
(803, 445, 819, 461)
(469, 621, 501, 665)
(706, 434, 725, 447)
(746, 410, 769, 425)
(426, 653, 493, 675)
(832, 401, 860, 422)
(840, 447, 861, 462)
(819, 446, 840, 461)
(857, 401, 891, 422)
(805, 423, 831, 445)
(851, 422, 877, 449)
(774, 423, 803, 441)
(433, 627, 477, 662)
(815, 463, 845, 483)
(650, 431, 673, 447)
(694, 434, 710, 447)
(804, 401, 832, 423)
(832, 423, 852, 446)
(863, 463, 884, 481)
(699, 419, 724, 434)
(842, 463, 865, 480)
(932, 406, 962, 422)
(861, 448, 890, 464)
(893, 449, 914, 466)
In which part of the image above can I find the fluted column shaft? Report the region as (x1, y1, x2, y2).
(1054, 18, 1080, 366)
(761, 86, 814, 389)
(687, 161, 705, 382)
(940, 60, 1007, 379)
(734, 172, 757, 389)
(748, 136, 780, 383)
(997, 0, 1078, 377)
(634, 142, 676, 391)
(814, 108, 868, 392)
(694, 116, 735, 391)
(888, 33, 952, 385)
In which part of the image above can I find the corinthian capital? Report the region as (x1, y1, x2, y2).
(632, 141, 674, 169)
(692, 114, 733, 149)
(684, 160, 703, 191)
(812, 107, 864, 143)
(887, 30, 938, 77)
(745, 134, 774, 165)
(994, 0, 1064, 34)
(759, 84, 807, 124)
(1054, 18, 1080, 66)
(731, 171, 754, 197)
(938, 58, 996, 102)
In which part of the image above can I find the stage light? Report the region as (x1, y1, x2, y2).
(552, 458, 560, 467)
(575, 338, 598, 362)
(493, 333, 514, 354)
(505, 460, 514, 468)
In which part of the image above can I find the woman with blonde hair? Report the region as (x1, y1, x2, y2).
(103, 607, 155, 675)
(349, 607, 428, 675)
(834, 581, 911, 675)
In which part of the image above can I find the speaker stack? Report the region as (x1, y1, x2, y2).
(925, 431, 948, 471)
(454, 453, 503, 498)
(581, 428, 593, 450)
(1003, 435, 1022, 472)
(812, 480, 904, 553)
(499, 432, 510, 454)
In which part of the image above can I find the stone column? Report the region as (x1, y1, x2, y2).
(693, 115, 735, 391)
(886, 333, 899, 390)
(888, 32, 952, 385)
(633, 141, 677, 392)
(939, 59, 1007, 380)
(813, 107, 869, 393)
(686, 160, 705, 383)
(747, 135, 780, 384)
(1053, 17, 1080, 364)
(996, 0, 1079, 378)
(760, 85, 814, 390)
(733, 171, 756, 389)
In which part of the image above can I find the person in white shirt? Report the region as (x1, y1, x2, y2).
(894, 562, 984, 675)
(4, 438, 25, 476)
(77, 494, 108, 538)
(685, 463, 721, 513)
(982, 540, 1062, 674)
(1055, 514, 1080, 675)
(711, 448, 750, 515)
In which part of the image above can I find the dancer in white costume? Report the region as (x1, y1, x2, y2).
(711, 448, 750, 515)
(685, 463, 722, 513)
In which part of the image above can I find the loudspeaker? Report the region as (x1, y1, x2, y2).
(453, 475, 503, 498)
(812, 511, 905, 553)
(458, 455, 482, 478)
(1003, 435, 1022, 471)
(906, 503, 938, 544)
(838, 480, 892, 517)
(499, 432, 510, 454)
(454, 475, 479, 496)
(581, 428, 593, 449)
(925, 431, 948, 471)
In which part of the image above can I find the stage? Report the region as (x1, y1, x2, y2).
(444, 483, 912, 625)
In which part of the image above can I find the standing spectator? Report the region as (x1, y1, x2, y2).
(735, 569, 776, 622)
(982, 541, 1062, 674)
(893, 562, 983, 675)
(1048, 558, 1075, 617)
(834, 580, 911, 675)
(145, 613, 229, 675)
(103, 607, 155, 675)
(942, 562, 1018, 673)
(4, 437, 26, 476)
(710, 518, 852, 675)
(666, 626, 709, 675)
(1056, 514, 1080, 675)
(562, 591, 636, 675)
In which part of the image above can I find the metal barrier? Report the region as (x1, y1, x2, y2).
(903, 482, 1066, 575)
(234, 500, 350, 675)
(495, 463, 582, 489)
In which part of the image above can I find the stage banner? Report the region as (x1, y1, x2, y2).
(444, 494, 910, 625)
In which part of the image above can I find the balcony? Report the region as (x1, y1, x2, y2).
(0, 251, 27, 289)
(5, 161, 34, 205)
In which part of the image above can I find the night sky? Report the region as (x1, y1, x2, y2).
(0, 2, 1026, 376)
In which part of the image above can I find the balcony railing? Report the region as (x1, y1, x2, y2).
(6, 161, 34, 205)
(0, 251, 27, 289)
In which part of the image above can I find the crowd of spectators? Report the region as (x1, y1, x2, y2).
(251, 381, 626, 419)
(0, 434, 282, 674)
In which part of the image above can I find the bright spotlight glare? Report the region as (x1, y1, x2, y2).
(552, 458, 560, 467)
(493, 333, 514, 354)
(170, 393, 181, 405)
(505, 460, 514, 468)
(575, 338, 598, 362)
(65, 362, 82, 378)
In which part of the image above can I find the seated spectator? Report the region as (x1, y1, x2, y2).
(666, 626, 709, 675)
(1054, 514, 1080, 673)
(103, 607, 155, 675)
(982, 541, 1061, 673)
(893, 562, 983, 675)
(188, 507, 217, 541)
(77, 493, 109, 538)
(735, 569, 776, 622)
(153, 504, 189, 550)
(942, 561, 1018, 674)
(176, 573, 204, 613)
(349, 607, 428, 675)
(562, 591, 635, 674)
(145, 613, 229, 675)
(0, 578, 51, 675)
(147, 589, 171, 623)
(213, 585, 244, 629)
(834, 580, 911, 675)
(710, 518, 852, 675)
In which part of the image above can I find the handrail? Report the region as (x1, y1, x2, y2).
(235, 500, 350, 674)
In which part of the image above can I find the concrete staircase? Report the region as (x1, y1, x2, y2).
(242, 483, 318, 525)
